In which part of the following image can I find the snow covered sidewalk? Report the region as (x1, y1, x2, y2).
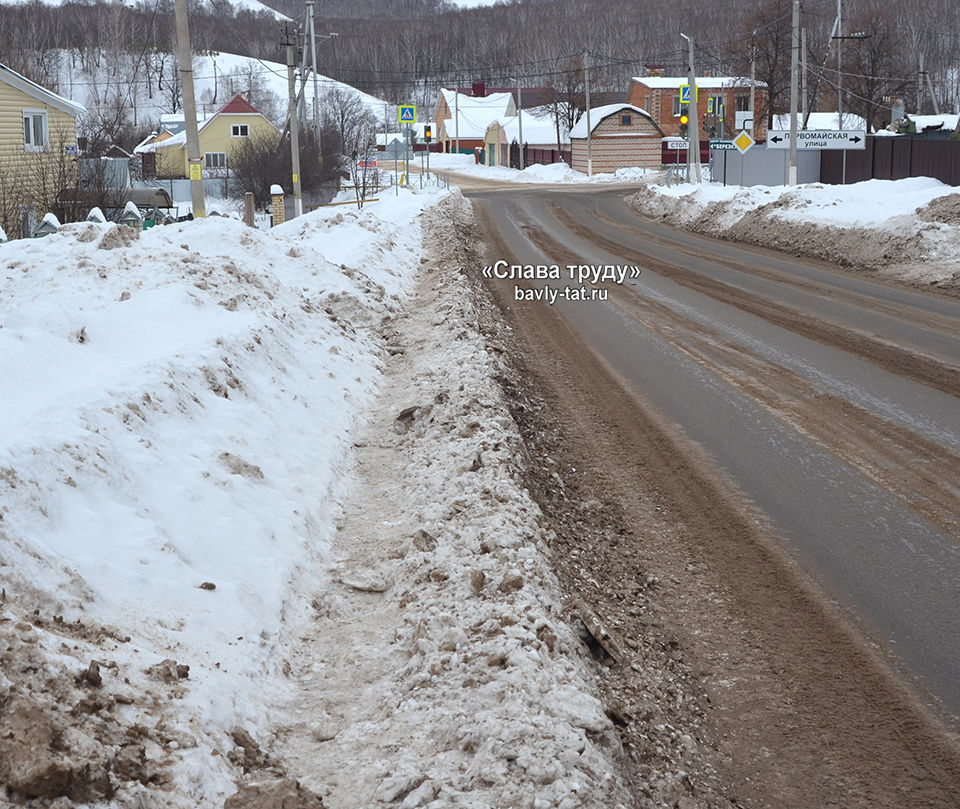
(632, 178, 960, 288)
(271, 194, 630, 809)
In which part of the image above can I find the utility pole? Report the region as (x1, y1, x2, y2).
(455, 80, 460, 155)
(917, 53, 924, 115)
(837, 0, 843, 130)
(749, 29, 756, 132)
(584, 49, 592, 176)
(516, 73, 524, 170)
(680, 33, 701, 183)
(173, 0, 204, 217)
(307, 1, 320, 142)
(283, 26, 303, 218)
(788, 0, 800, 185)
(801, 27, 808, 125)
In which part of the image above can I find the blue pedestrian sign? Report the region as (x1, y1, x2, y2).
(399, 105, 416, 124)
(679, 84, 698, 104)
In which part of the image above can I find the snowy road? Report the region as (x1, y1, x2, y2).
(469, 184, 960, 807)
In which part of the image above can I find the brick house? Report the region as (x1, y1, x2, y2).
(627, 75, 768, 141)
(569, 103, 663, 174)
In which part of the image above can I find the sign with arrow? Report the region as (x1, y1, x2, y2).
(766, 129, 866, 150)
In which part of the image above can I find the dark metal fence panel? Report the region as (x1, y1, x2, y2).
(821, 136, 960, 186)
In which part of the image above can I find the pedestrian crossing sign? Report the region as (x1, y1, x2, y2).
(680, 85, 698, 104)
(399, 105, 416, 124)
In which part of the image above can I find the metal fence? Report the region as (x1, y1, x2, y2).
(710, 144, 820, 187)
(820, 136, 960, 186)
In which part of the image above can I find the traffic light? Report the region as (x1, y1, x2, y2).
(424, 125, 432, 142)
(679, 114, 688, 137)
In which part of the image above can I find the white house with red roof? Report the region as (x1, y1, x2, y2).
(134, 94, 279, 179)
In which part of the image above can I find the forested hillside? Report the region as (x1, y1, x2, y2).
(1, 0, 958, 134)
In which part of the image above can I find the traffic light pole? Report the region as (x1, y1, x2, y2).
(680, 33, 701, 184)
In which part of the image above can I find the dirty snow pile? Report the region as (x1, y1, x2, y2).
(273, 192, 633, 809)
(0, 188, 443, 807)
(632, 177, 960, 286)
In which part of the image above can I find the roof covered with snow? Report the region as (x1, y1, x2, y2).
(569, 104, 655, 139)
(440, 89, 515, 115)
(632, 75, 765, 90)
(488, 113, 568, 146)
(773, 112, 868, 131)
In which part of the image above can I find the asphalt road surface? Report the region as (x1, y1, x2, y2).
(467, 180, 960, 806)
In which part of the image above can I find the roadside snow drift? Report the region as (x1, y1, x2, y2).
(0, 190, 442, 805)
(632, 177, 960, 287)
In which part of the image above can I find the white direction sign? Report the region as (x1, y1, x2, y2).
(767, 129, 866, 150)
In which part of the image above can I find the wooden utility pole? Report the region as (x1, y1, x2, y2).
(174, 0, 204, 217)
(283, 26, 303, 218)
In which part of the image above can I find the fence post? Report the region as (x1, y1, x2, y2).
(243, 192, 255, 227)
(270, 184, 285, 226)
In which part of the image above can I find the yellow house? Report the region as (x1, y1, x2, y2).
(136, 94, 279, 179)
(0, 62, 85, 237)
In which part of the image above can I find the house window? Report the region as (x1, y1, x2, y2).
(673, 95, 682, 116)
(708, 96, 725, 118)
(621, 114, 632, 126)
(231, 124, 249, 138)
(23, 110, 48, 152)
(204, 152, 227, 169)
(735, 94, 750, 112)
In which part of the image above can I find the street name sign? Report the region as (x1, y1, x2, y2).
(766, 129, 866, 150)
(710, 139, 736, 150)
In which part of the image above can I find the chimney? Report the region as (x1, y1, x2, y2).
(645, 64, 664, 77)
(472, 81, 486, 97)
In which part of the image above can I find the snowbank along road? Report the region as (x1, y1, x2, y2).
(467, 180, 960, 808)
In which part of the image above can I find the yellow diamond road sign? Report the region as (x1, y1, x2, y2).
(734, 130, 755, 154)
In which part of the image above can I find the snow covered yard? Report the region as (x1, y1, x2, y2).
(632, 177, 960, 288)
(0, 188, 630, 808)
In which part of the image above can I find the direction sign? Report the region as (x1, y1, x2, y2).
(399, 105, 416, 124)
(734, 131, 755, 154)
(766, 129, 866, 150)
(710, 139, 736, 150)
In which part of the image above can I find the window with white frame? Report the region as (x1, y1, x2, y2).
(204, 152, 227, 169)
(673, 95, 681, 116)
(231, 124, 250, 138)
(23, 110, 49, 152)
